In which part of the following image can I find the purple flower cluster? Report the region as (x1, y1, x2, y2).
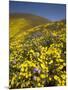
(33, 68, 41, 74)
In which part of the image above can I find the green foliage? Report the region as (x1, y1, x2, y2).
(9, 17, 66, 88)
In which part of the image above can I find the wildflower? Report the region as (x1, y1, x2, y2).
(49, 77, 52, 81)
(61, 74, 66, 80)
(33, 68, 38, 73)
(36, 77, 40, 82)
(49, 60, 53, 64)
(38, 83, 41, 86)
(33, 76, 36, 80)
(40, 74, 45, 79)
(54, 75, 58, 80)
(41, 63, 45, 69)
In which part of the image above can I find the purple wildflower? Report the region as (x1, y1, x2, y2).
(33, 68, 41, 74)
(33, 68, 38, 73)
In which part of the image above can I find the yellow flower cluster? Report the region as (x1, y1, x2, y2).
(9, 20, 66, 88)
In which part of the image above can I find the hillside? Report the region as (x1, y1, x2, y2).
(10, 13, 51, 26)
(10, 13, 51, 41)
(9, 14, 66, 88)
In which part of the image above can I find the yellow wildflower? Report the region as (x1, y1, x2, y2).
(49, 60, 53, 64)
(41, 63, 45, 69)
(40, 74, 45, 79)
(61, 80, 65, 86)
(49, 77, 52, 81)
(36, 77, 40, 82)
(38, 83, 41, 86)
(61, 74, 66, 80)
(54, 75, 58, 80)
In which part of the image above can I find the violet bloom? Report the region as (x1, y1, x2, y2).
(33, 68, 41, 74)
(33, 68, 38, 73)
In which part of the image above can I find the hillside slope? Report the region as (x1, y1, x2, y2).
(10, 13, 51, 40)
(9, 14, 66, 88)
(10, 13, 51, 26)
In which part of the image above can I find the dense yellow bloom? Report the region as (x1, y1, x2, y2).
(38, 58, 42, 62)
(29, 49, 34, 54)
(36, 77, 40, 82)
(31, 63, 36, 67)
(54, 75, 58, 80)
(25, 73, 29, 78)
(61, 80, 65, 85)
(9, 20, 66, 88)
(58, 65, 63, 70)
(58, 78, 61, 84)
(28, 73, 32, 77)
(56, 59, 64, 62)
(49, 60, 53, 64)
(11, 75, 16, 86)
(21, 68, 24, 72)
(40, 55, 45, 59)
(38, 83, 41, 86)
(61, 74, 66, 80)
(40, 74, 45, 79)
(63, 63, 66, 66)
(21, 63, 28, 67)
(49, 77, 52, 81)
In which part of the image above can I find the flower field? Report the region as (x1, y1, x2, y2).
(9, 17, 66, 88)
